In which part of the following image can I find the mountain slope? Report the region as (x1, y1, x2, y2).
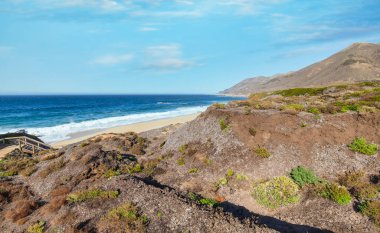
(220, 43, 380, 96)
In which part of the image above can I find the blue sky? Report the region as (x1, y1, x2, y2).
(0, 0, 379, 94)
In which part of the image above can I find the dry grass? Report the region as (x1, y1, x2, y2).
(4, 199, 38, 222)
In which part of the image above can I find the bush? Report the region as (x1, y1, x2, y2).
(67, 189, 119, 203)
(213, 103, 226, 109)
(178, 144, 188, 155)
(226, 169, 234, 177)
(308, 107, 321, 115)
(199, 198, 219, 207)
(97, 203, 148, 232)
(316, 182, 352, 205)
(349, 137, 378, 155)
(255, 146, 271, 158)
(252, 176, 300, 209)
(281, 104, 305, 111)
(177, 157, 185, 166)
(104, 169, 121, 178)
(188, 168, 198, 174)
(219, 118, 229, 131)
(290, 166, 320, 187)
(27, 220, 45, 233)
(274, 87, 326, 97)
(338, 170, 365, 188)
(351, 183, 378, 201)
(358, 200, 380, 226)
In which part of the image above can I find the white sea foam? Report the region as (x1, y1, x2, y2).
(0, 106, 207, 143)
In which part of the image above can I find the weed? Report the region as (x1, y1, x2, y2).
(159, 141, 166, 148)
(300, 122, 308, 127)
(290, 166, 320, 187)
(27, 220, 45, 233)
(252, 176, 300, 209)
(349, 137, 378, 155)
(255, 146, 271, 158)
(67, 189, 119, 203)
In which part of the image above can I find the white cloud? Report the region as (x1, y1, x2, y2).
(139, 27, 159, 32)
(144, 44, 195, 71)
(92, 53, 133, 65)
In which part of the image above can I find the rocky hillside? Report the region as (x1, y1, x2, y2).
(220, 43, 380, 96)
(1, 81, 379, 232)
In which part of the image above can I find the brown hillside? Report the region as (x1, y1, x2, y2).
(220, 43, 380, 96)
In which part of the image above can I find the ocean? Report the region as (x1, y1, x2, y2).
(0, 95, 244, 143)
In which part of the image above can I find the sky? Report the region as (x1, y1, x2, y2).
(0, 0, 379, 94)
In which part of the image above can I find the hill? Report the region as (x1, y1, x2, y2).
(0, 81, 379, 232)
(220, 43, 380, 96)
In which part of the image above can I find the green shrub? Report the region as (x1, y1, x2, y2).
(226, 169, 234, 177)
(341, 104, 360, 112)
(274, 87, 326, 97)
(308, 107, 321, 115)
(218, 177, 228, 186)
(104, 169, 121, 178)
(98, 203, 148, 232)
(67, 189, 119, 203)
(290, 166, 320, 187)
(317, 182, 352, 205)
(177, 157, 185, 166)
(351, 183, 378, 201)
(188, 168, 198, 174)
(252, 176, 300, 209)
(214, 103, 226, 109)
(27, 220, 45, 233)
(349, 137, 378, 155)
(178, 144, 188, 155)
(358, 200, 380, 226)
(236, 173, 248, 181)
(281, 104, 305, 111)
(255, 146, 271, 158)
(219, 118, 229, 131)
(199, 198, 219, 207)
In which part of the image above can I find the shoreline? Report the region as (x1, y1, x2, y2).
(52, 113, 199, 148)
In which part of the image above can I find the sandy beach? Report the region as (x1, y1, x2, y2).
(52, 113, 199, 148)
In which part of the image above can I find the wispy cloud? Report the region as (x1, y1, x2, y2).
(0, 46, 13, 55)
(138, 27, 159, 32)
(143, 44, 195, 72)
(92, 53, 134, 65)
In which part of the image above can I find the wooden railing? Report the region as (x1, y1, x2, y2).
(1, 136, 52, 154)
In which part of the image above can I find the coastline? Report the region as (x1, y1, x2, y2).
(52, 113, 199, 148)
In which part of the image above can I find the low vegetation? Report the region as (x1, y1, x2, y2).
(358, 200, 380, 226)
(27, 220, 45, 233)
(290, 166, 320, 187)
(67, 189, 119, 203)
(348, 137, 378, 155)
(0, 156, 39, 177)
(219, 118, 229, 131)
(316, 182, 352, 205)
(254, 146, 271, 158)
(252, 176, 300, 209)
(274, 87, 326, 97)
(188, 192, 219, 207)
(97, 203, 148, 232)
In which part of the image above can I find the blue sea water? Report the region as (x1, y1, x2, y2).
(0, 95, 244, 142)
